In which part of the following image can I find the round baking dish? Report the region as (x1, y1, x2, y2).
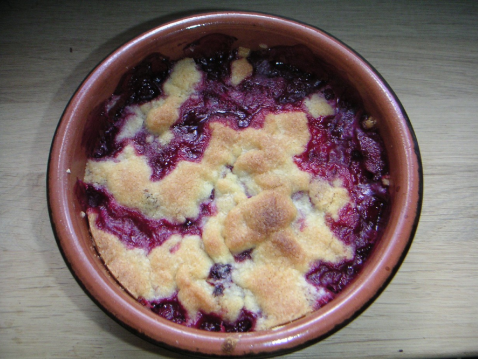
(48, 11, 422, 357)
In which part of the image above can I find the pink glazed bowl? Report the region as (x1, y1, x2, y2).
(48, 12, 422, 357)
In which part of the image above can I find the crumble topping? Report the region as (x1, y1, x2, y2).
(81, 38, 389, 332)
(304, 93, 335, 118)
(230, 47, 253, 86)
(145, 58, 202, 139)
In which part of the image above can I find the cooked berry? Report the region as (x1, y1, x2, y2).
(234, 249, 253, 262)
(225, 310, 256, 332)
(194, 309, 256, 332)
(208, 263, 232, 280)
(149, 295, 187, 324)
(213, 285, 224, 297)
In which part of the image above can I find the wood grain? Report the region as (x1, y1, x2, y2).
(1, 0, 477, 357)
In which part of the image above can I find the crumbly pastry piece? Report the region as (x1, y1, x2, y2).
(145, 58, 202, 139)
(82, 42, 389, 332)
(230, 47, 253, 86)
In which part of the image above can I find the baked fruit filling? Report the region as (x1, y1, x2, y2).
(79, 35, 390, 332)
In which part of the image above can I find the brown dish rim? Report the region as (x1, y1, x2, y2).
(47, 11, 423, 357)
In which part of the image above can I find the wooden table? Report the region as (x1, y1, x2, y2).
(1, 1, 477, 357)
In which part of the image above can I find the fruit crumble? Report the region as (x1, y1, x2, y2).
(78, 34, 390, 332)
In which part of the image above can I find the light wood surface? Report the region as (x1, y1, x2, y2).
(1, 1, 477, 358)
